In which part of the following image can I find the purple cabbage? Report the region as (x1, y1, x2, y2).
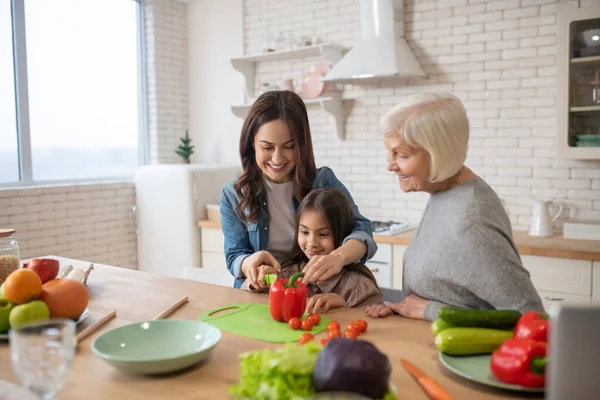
(312, 338, 391, 399)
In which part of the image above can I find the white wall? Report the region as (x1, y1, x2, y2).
(188, 0, 245, 164)
(241, 0, 600, 230)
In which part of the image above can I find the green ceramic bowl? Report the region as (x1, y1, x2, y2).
(92, 320, 222, 375)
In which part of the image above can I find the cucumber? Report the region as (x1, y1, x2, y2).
(435, 327, 514, 356)
(431, 319, 454, 335)
(438, 306, 521, 330)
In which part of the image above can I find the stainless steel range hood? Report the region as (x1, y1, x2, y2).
(321, 0, 425, 83)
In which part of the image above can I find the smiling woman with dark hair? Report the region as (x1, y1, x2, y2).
(220, 90, 377, 289)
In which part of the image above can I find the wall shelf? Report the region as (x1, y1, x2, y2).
(570, 55, 600, 64)
(570, 106, 600, 112)
(231, 95, 346, 140)
(230, 44, 347, 98)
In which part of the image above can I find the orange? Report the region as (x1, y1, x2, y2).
(3, 268, 43, 304)
(39, 279, 89, 320)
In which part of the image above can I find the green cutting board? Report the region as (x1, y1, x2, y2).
(198, 303, 330, 343)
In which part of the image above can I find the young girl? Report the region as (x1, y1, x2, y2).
(242, 188, 382, 313)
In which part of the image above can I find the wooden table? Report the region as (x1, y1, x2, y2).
(0, 257, 543, 399)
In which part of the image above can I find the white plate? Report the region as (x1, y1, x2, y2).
(0, 308, 89, 341)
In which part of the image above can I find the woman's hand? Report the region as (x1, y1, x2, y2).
(305, 293, 346, 314)
(241, 251, 281, 289)
(301, 252, 346, 284)
(247, 265, 278, 291)
(364, 294, 429, 320)
(389, 294, 428, 320)
(364, 304, 394, 318)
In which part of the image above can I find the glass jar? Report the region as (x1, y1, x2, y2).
(0, 229, 21, 284)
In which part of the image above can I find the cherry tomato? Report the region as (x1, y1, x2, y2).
(319, 338, 329, 346)
(307, 313, 321, 326)
(301, 318, 314, 331)
(327, 321, 340, 332)
(288, 317, 301, 330)
(299, 333, 314, 344)
(328, 329, 341, 339)
(344, 329, 359, 339)
(346, 322, 360, 333)
(355, 319, 368, 333)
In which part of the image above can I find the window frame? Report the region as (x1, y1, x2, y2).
(3, 0, 148, 188)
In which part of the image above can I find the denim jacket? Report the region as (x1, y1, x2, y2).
(220, 167, 377, 288)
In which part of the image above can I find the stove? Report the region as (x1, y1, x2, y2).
(372, 220, 414, 236)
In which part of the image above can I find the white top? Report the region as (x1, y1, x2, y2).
(264, 179, 296, 262)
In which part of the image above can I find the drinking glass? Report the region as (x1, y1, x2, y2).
(9, 319, 76, 400)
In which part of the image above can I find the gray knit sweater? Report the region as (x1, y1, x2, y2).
(403, 177, 545, 321)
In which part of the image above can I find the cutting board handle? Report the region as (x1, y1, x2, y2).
(199, 303, 249, 321)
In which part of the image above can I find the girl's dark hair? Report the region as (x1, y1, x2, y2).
(234, 90, 316, 224)
(283, 188, 379, 287)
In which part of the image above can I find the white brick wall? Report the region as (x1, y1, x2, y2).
(246, 0, 600, 230)
(0, 182, 137, 269)
(144, 0, 189, 165)
(0, 1, 189, 269)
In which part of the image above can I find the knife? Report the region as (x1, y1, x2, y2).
(400, 359, 453, 400)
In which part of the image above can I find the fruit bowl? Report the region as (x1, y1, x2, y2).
(92, 320, 222, 375)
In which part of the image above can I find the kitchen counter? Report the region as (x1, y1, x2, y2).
(0, 256, 542, 399)
(198, 220, 600, 261)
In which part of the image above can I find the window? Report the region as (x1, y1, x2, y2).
(1, 0, 146, 185)
(0, 1, 19, 184)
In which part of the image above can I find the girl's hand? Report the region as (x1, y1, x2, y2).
(305, 293, 346, 314)
(301, 252, 345, 284)
(364, 303, 394, 318)
(241, 251, 281, 289)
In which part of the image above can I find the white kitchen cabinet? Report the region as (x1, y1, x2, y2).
(556, 6, 600, 159)
(521, 255, 593, 312)
(392, 245, 407, 290)
(365, 243, 392, 289)
(200, 228, 227, 270)
(521, 255, 592, 296)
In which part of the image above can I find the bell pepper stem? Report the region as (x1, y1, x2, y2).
(531, 356, 547, 375)
(286, 272, 304, 288)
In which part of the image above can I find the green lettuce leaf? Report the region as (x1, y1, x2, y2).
(229, 342, 321, 400)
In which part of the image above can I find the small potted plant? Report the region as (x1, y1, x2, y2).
(175, 130, 194, 164)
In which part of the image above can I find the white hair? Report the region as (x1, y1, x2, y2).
(379, 92, 469, 183)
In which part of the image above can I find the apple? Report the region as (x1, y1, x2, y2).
(0, 298, 15, 332)
(0, 283, 5, 300)
(9, 300, 50, 329)
(26, 258, 60, 284)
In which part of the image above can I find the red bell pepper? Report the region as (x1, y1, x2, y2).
(514, 311, 549, 342)
(269, 272, 308, 322)
(490, 338, 547, 388)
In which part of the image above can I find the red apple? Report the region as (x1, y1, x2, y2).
(26, 258, 60, 284)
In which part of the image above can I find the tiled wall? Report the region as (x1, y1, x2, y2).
(246, 0, 600, 230)
(0, 0, 189, 269)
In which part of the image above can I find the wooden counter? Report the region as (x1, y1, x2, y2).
(198, 220, 600, 261)
(0, 257, 543, 399)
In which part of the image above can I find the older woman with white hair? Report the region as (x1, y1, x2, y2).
(365, 92, 544, 322)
